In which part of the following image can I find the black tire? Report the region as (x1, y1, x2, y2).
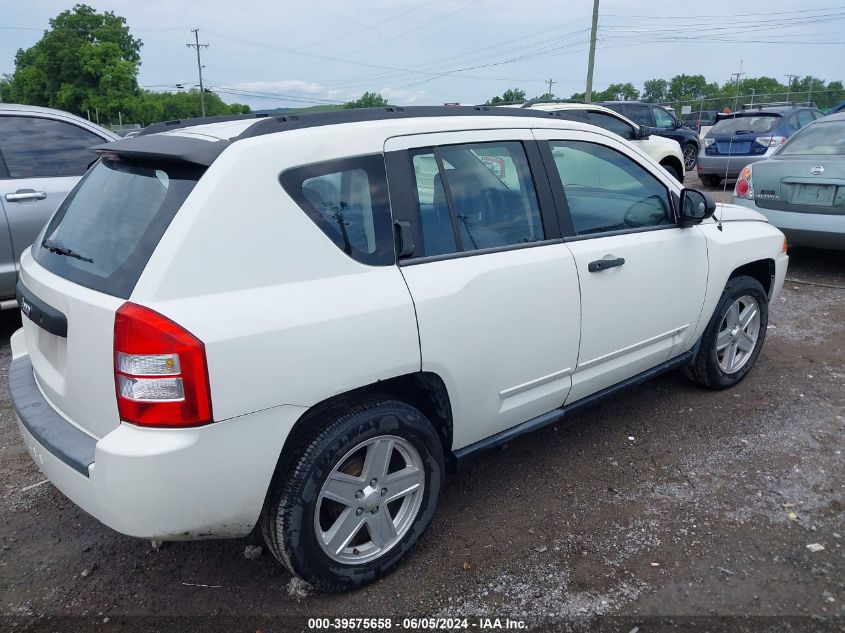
(661, 162, 682, 182)
(682, 142, 698, 170)
(700, 175, 722, 188)
(261, 399, 444, 592)
(684, 275, 769, 389)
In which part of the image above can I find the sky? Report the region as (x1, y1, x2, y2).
(1, 0, 843, 110)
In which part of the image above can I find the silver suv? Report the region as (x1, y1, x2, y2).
(0, 104, 117, 307)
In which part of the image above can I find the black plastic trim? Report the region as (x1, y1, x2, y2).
(564, 223, 680, 243)
(9, 356, 96, 476)
(454, 349, 695, 465)
(16, 281, 67, 337)
(399, 237, 566, 266)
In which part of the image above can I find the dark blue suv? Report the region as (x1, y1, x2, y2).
(599, 101, 701, 170)
(697, 104, 824, 186)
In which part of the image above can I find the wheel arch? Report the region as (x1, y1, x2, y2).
(659, 155, 684, 180)
(729, 258, 775, 297)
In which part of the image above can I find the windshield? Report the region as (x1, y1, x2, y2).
(710, 115, 780, 135)
(778, 121, 845, 155)
(34, 159, 203, 298)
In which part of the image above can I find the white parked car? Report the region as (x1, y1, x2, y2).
(500, 102, 686, 181)
(10, 107, 788, 592)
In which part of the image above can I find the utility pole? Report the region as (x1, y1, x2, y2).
(585, 0, 600, 103)
(546, 78, 556, 97)
(784, 74, 797, 102)
(186, 28, 209, 117)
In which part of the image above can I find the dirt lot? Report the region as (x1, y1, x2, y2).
(1, 176, 843, 631)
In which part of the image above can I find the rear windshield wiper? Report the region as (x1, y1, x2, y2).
(42, 238, 94, 263)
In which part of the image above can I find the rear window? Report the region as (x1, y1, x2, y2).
(778, 121, 845, 155)
(34, 159, 202, 298)
(710, 115, 780, 135)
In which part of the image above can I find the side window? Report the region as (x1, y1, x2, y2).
(280, 154, 394, 265)
(796, 110, 815, 128)
(0, 116, 103, 178)
(410, 141, 544, 257)
(652, 107, 675, 129)
(549, 141, 673, 236)
(622, 105, 652, 126)
(586, 111, 636, 140)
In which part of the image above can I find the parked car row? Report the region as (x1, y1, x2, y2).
(8, 104, 789, 592)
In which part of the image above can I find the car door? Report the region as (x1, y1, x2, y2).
(533, 128, 709, 402)
(384, 129, 581, 450)
(0, 114, 106, 297)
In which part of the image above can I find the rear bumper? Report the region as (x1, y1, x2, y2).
(10, 329, 306, 539)
(696, 152, 773, 178)
(731, 198, 845, 251)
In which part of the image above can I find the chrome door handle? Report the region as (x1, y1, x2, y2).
(588, 257, 625, 272)
(6, 191, 47, 202)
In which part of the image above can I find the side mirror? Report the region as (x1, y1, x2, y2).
(679, 189, 716, 226)
(636, 125, 651, 140)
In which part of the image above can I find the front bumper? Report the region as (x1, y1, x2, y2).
(696, 151, 773, 178)
(732, 198, 845, 251)
(11, 328, 306, 539)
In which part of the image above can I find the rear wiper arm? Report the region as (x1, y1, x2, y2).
(42, 238, 94, 263)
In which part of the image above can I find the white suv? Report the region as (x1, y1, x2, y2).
(499, 101, 686, 181)
(10, 107, 788, 592)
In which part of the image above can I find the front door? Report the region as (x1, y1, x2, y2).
(385, 130, 581, 450)
(533, 129, 709, 402)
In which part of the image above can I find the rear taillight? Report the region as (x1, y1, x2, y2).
(114, 303, 212, 427)
(755, 136, 787, 148)
(734, 165, 754, 200)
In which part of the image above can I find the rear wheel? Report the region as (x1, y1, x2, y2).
(682, 142, 698, 170)
(684, 276, 768, 389)
(262, 399, 444, 592)
(660, 162, 682, 182)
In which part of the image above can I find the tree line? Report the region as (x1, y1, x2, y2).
(487, 74, 845, 111)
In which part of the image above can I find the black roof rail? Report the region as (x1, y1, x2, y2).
(137, 113, 270, 137)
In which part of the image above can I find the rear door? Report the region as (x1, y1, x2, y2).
(533, 128, 708, 402)
(385, 130, 581, 450)
(0, 114, 107, 296)
(19, 158, 203, 439)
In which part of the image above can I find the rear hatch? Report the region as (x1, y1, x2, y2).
(705, 113, 782, 156)
(19, 157, 203, 438)
(752, 120, 845, 212)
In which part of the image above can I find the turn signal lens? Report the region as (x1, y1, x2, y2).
(782, 238, 788, 253)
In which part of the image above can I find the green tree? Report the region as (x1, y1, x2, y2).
(486, 88, 526, 104)
(530, 92, 555, 102)
(9, 4, 142, 119)
(642, 79, 668, 103)
(597, 82, 640, 101)
(344, 91, 389, 109)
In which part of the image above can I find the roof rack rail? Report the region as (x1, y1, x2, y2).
(137, 113, 270, 137)
(740, 101, 818, 110)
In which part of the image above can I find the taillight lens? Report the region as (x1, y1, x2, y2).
(755, 136, 787, 148)
(734, 165, 754, 200)
(114, 303, 213, 427)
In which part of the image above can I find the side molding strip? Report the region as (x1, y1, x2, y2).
(499, 367, 573, 398)
(577, 325, 689, 370)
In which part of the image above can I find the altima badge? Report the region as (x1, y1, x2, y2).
(811, 164, 824, 175)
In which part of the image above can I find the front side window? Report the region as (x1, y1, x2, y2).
(652, 107, 676, 129)
(0, 116, 103, 178)
(410, 142, 544, 257)
(549, 141, 674, 235)
(586, 111, 636, 140)
(280, 155, 394, 265)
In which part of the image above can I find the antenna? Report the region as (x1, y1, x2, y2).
(719, 60, 744, 231)
(186, 29, 209, 117)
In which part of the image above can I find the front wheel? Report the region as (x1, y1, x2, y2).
(261, 399, 444, 592)
(682, 142, 698, 170)
(660, 162, 682, 182)
(684, 275, 768, 389)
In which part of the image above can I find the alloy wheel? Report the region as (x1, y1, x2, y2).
(683, 144, 698, 170)
(716, 295, 761, 374)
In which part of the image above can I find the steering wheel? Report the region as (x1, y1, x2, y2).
(623, 195, 667, 228)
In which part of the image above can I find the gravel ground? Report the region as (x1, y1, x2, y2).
(1, 178, 843, 631)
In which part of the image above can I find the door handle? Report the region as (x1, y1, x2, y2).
(588, 257, 625, 272)
(6, 191, 47, 202)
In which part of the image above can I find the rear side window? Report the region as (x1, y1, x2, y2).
(586, 111, 636, 140)
(622, 104, 652, 126)
(0, 115, 104, 178)
(280, 155, 394, 266)
(34, 159, 202, 298)
(711, 115, 780, 134)
(409, 142, 545, 257)
(796, 110, 815, 128)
